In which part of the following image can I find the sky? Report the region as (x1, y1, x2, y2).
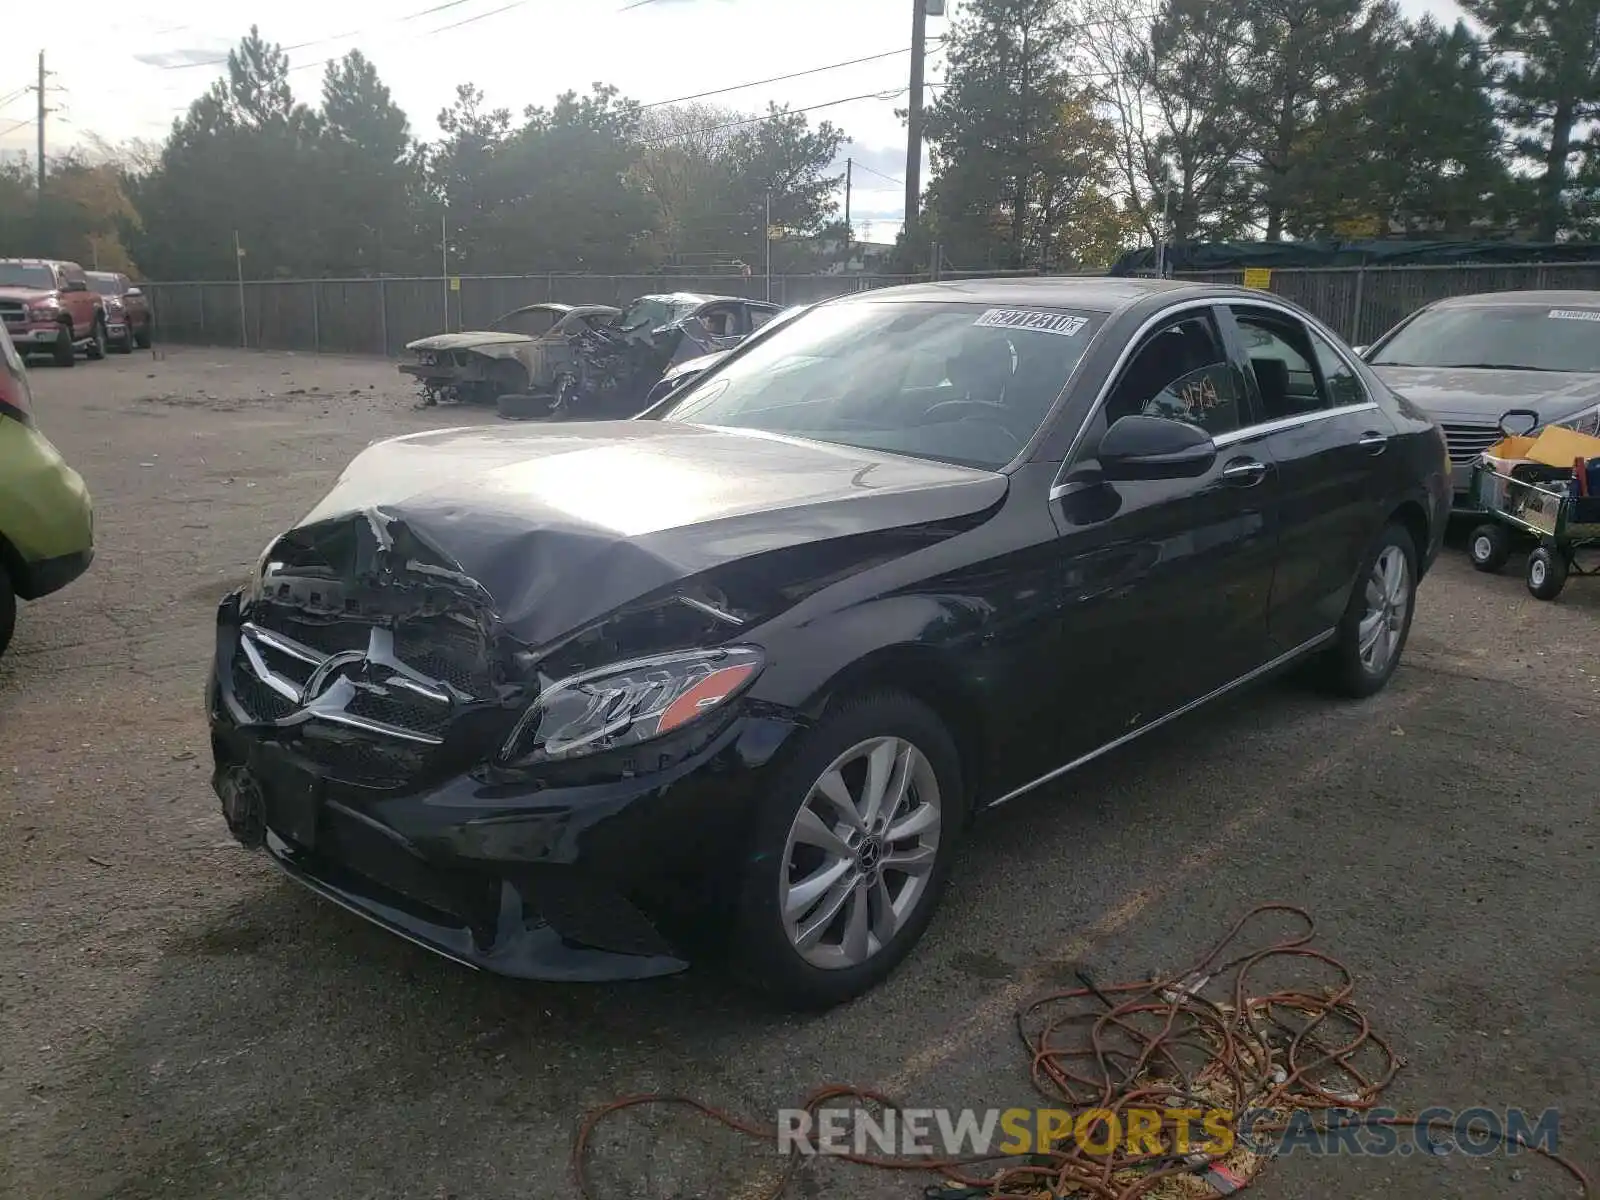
(1, 0, 1464, 241)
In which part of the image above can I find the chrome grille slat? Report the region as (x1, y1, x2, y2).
(1440, 422, 1500, 464)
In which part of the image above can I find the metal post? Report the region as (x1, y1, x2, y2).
(233, 229, 246, 348)
(310, 282, 320, 354)
(1351, 264, 1367, 346)
(1155, 189, 1171, 278)
(440, 211, 449, 333)
(197, 283, 205, 339)
(764, 192, 773, 303)
(378, 278, 389, 357)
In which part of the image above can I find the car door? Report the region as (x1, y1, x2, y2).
(1048, 305, 1280, 755)
(1218, 302, 1398, 651)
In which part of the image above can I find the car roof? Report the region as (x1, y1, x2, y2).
(829, 275, 1222, 315)
(639, 292, 746, 306)
(0, 258, 69, 268)
(84, 269, 123, 279)
(1428, 290, 1600, 309)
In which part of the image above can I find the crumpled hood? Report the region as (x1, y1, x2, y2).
(1372, 365, 1600, 423)
(292, 420, 1007, 648)
(405, 331, 534, 353)
(0, 285, 52, 304)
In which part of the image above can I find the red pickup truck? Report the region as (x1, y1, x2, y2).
(0, 259, 109, 367)
(87, 270, 153, 352)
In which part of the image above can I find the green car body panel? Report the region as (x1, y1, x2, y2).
(0, 327, 94, 655)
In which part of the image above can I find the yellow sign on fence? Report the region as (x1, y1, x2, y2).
(449, 277, 461, 291)
(1243, 268, 1272, 290)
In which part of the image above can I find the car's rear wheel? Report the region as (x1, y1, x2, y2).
(733, 691, 962, 1009)
(1320, 522, 1418, 698)
(0, 565, 15, 659)
(52, 324, 75, 367)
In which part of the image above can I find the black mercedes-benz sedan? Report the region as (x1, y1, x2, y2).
(207, 278, 1450, 1008)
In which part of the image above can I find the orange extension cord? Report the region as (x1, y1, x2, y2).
(572, 904, 1593, 1199)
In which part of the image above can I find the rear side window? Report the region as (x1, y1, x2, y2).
(1231, 309, 1328, 420)
(1308, 328, 1368, 409)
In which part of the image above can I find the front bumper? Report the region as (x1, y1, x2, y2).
(206, 597, 802, 981)
(2, 323, 63, 348)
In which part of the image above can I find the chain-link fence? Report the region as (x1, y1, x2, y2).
(137, 262, 1600, 356)
(137, 274, 922, 356)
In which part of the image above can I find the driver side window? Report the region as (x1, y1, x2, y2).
(1103, 313, 1243, 438)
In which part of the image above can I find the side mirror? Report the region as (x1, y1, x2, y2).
(1351, 345, 1368, 357)
(1099, 414, 1217, 480)
(125, 287, 142, 297)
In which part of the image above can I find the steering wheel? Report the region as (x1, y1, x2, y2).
(918, 399, 1023, 450)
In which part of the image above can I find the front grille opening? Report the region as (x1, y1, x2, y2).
(346, 687, 451, 736)
(232, 659, 295, 722)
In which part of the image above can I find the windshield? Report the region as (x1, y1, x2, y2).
(618, 296, 695, 333)
(0, 263, 54, 289)
(659, 300, 1106, 469)
(87, 275, 122, 296)
(1370, 304, 1600, 373)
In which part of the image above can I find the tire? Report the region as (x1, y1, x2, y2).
(495, 392, 545, 421)
(1468, 523, 1511, 573)
(0, 565, 15, 659)
(133, 321, 152, 350)
(1319, 521, 1418, 699)
(732, 690, 964, 1010)
(85, 317, 108, 361)
(1526, 546, 1567, 601)
(52, 324, 75, 367)
(111, 324, 133, 353)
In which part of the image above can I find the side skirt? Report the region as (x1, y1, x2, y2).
(984, 629, 1337, 810)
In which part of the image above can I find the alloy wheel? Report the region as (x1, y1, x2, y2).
(779, 736, 942, 971)
(1358, 545, 1410, 675)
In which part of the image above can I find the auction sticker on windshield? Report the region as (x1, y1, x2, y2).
(1548, 309, 1600, 322)
(974, 309, 1089, 337)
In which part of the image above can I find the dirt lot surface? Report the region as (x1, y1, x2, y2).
(2, 346, 1596, 1200)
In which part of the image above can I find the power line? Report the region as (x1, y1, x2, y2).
(147, 0, 522, 70)
(427, 0, 531, 34)
(854, 161, 904, 186)
(642, 88, 908, 145)
(0, 116, 30, 138)
(641, 42, 941, 110)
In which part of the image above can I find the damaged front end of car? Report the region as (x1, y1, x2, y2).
(203, 507, 866, 981)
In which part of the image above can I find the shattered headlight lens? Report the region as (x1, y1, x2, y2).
(499, 646, 764, 766)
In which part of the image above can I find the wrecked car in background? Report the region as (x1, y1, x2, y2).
(400, 302, 620, 407)
(400, 293, 782, 417)
(641, 303, 810, 408)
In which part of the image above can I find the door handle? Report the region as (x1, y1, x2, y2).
(1220, 458, 1268, 486)
(1358, 431, 1389, 454)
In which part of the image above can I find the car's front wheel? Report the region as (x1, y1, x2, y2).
(86, 317, 108, 361)
(1321, 522, 1418, 698)
(734, 691, 962, 1009)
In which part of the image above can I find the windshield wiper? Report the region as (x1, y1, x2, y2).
(1443, 363, 1558, 372)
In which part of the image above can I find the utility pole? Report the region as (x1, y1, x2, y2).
(764, 191, 773, 303)
(844, 157, 853, 248)
(903, 0, 928, 257)
(440, 209, 449, 333)
(35, 50, 47, 197)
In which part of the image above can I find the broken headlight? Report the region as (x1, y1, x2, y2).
(499, 646, 763, 766)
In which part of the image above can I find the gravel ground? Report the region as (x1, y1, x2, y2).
(2, 346, 1596, 1200)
